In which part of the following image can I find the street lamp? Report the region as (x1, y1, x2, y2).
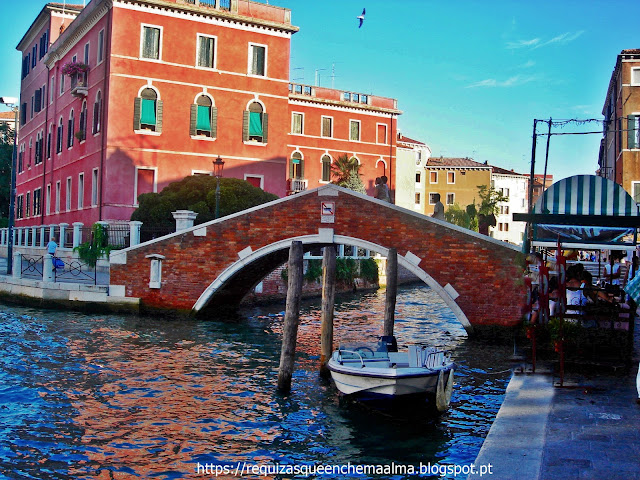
(0, 96, 19, 275)
(212, 155, 225, 219)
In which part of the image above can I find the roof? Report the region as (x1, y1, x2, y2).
(397, 134, 425, 146)
(488, 164, 527, 176)
(17, 3, 84, 50)
(426, 157, 491, 169)
(0, 112, 15, 120)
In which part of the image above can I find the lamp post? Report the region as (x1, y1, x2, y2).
(0, 97, 19, 275)
(212, 155, 225, 219)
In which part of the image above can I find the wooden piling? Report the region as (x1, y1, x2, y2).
(319, 245, 337, 377)
(277, 241, 304, 393)
(383, 247, 398, 337)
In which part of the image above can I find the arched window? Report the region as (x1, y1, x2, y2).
(134, 87, 162, 132)
(47, 123, 52, 159)
(78, 100, 87, 142)
(243, 101, 268, 143)
(35, 131, 43, 165)
(92, 91, 102, 134)
(321, 154, 332, 182)
(67, 110, 75, 148)
(290, 151, 303, 179)
(190, 94, 217, 137)
(56, 117, 63, 153)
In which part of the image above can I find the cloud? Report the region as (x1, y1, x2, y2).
(506, 38, 540, 49)
(520, 60, 536, 68)
(466, 74, 540, 88)
(506, 31, 584, 50)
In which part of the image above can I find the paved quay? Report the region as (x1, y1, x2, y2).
(469, 343, 640, 479)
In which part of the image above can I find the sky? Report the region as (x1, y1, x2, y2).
(1, 0, 639, 181)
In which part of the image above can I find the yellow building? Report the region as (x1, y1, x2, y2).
(424, 157, 492, 216)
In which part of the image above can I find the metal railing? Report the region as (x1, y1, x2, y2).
(20, 255, 43, 279)
(54, 257, 97, 285)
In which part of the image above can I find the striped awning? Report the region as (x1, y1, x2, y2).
(534, 175, 638, 217)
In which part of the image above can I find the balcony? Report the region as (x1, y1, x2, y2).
(287, 178, 307, 195)
(70, 72, 88, 97)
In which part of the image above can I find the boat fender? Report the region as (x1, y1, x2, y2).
(435, 369, 454, 413)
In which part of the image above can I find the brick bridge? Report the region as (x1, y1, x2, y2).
(110, 185, 525, 333)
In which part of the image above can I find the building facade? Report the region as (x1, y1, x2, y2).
(599, 49, 640, 200)
(395, 133, 430, 212)
(15, 0, 399, 228)
(489, 165, 528, 245)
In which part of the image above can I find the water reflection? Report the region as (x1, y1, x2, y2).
(0, 284, 512, 479)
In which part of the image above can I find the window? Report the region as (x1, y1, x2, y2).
(377, 124, 387, 144)
(290, 152, 303, 179)
(47, 124, 52, 159)
(415, 193, 421, 204)
(243, 101, 268, 143)
(244, 175, 263, 189)
(67, 110, 75, 148)
(55, 181, 61, 213)
(430, 171, 438, 183)
(632, 68, 640, 86)
(78, 101, 87, 141)
(97, 29, 105, 64)
(447, 171, 455, 184)
(66, 177, 72, 211)
(415, 172, 421, 183)
(78, 173, 84, 209)
(16, 195, 23, 219)
(56, 117, 63, 153)
(134, 167, 156, 204)
(35, 131, 43, 165)
(141, 25, 161, 60)
(628, 115, 640, 149)
(429, 193, 439, 204)
(321, 116, 333, 137)
(197, 34, 215, 68)
(90, 169, 98, 206)
(446, 193, 455, 205)
(50, 76, 54, 104)
(84, 42, 90, 65)
(92, 91, 102, 134)
(249, 43, 266, 76)
(321, 155, 331, 182)
(46, 184, 51, 215)
(134, 87, 163, 132)
(349, 120, 360, 141)
(59, 74, 64, 95)
(25, 192, 30, 218)
(291, 112, 303, 135)
(190, 95, 217, 137)
(34, 88, 42, 113)
(500, 187, 510, 198)
(33, 188, 41, 216)
(18, 144, 24, 173)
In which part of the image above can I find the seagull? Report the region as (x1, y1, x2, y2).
(357, 8, 366, 28)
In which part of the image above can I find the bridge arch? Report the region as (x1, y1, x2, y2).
(193, 233, 472, 332)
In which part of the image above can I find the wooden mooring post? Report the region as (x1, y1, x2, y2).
(319, 245, 337, 377)
(383, 248, 398, 337)
(277, 241, 304, 393)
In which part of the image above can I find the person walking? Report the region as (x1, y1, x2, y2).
(375, 176, 391, 203)
(431, 193, 445, 220)
(47, 236, 58, 270)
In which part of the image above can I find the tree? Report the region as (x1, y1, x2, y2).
(444, 203, 477, 230)
(444, 185, 507, 233)
(131, 175, 278, 227)
(331, 154, 366, 193)
(0, 123, 14, 227)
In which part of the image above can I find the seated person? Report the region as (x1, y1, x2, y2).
(566, 269, 587, 315)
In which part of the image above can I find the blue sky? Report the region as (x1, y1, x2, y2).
(2, 0, 639, 181)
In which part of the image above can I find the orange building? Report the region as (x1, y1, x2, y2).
(14, 0, 399, 228)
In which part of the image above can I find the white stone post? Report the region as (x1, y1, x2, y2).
(146, 254, 165, 289)
(31, 226, 37, 247)
(49, 225, 56, 243)
(12, 252, 21, 279)
(40, 226, 46, 247)
(72, 222, 84, 248)
(129, 221, 142, 247)
(43, 254, 54, 282)
(17, 228, 23, 247)
(172, 210, 198, 232)
(59, 223, 69, 248)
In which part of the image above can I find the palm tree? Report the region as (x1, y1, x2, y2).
(331, 154, 365, 193)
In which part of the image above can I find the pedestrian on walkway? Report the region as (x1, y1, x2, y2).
(47, 236, 58, 257)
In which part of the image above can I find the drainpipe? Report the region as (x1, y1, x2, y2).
(41, 66, 50, 225)
(99, 5, 113, 221)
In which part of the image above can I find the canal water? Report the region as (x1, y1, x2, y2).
(0, 284, 514, 479)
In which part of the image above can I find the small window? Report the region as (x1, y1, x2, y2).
(197, 35, 215, 68)
(632, 67, 640, 86)
(191, 95, 217, 138)
(56, 118, 63, 153)
(55, 181, 61, 213)
(67, 110, 75, 148)
(430, 171, 438, 183)
(26, 191, 30, 217)
(322, 116, 333, 137)
(415, 193, 421, 204)
(33, 188, 41, 216)
(249, 44, 266, 76)
(349, 120, 360, 141)
(92, 91, 102, 134)
(321, 155, 331, 182)
(46, 184, 51, 215)
(92, 168, 99, 206)
(377, 124, 387, 144)
(446, 193, 455, 205)
(415, 172, 421, 183)
(134, 88, 162, 132)
(66, 177, 72, 211)
(97, 29, 105, 64)
(16, 195, 23, 219)
(243, 101, 267, 143)
(290, 151, 303, 179)
(78, 173, 84, 209)
(291, 113, 303, 134)
(429, 193, 439, 205)
(141, 25, 161, 60)
(447, 171, 455, 184)
(84, 42, 90, 65)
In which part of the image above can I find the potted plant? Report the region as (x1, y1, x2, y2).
(75, 130, 85, 142)
(61, 61, 89, 77)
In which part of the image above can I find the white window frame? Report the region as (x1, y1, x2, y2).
(630, 114, 640, 150)
(244, 174, 264, 189)
(140, 24, 163, 61)
(632, 181, 640, 204)
(291, 112, 304, 135)
(59, 73, 64, 95)
(415, 171, 422, 184)
(376, 122, 387, 144)
(321, 116, 333, 138)
(55, 181, 61, 213)
(429, 171, 438, 184)
(91, 168, 99, 206)
(632, 67, 640, 86)
(78, 173, 84, 209)
(349, 119, 361, 142)
(46, 183, 51, 215)
(196, 33, 217, 70)
(447, 171, 455, 184)
(415, 192, 421, 205)
(320, 154, 332, 184)
(84, 42, 90, 65)
(428, 192, 439, 205)
(33, 187, 41, 216)
(248, 42, 267, 77)
(49, 75, 55, 104)
(134, 166, 158, 206)
(446, 192, 455, 205)
(65, 177, 72, 212)
(191, 170, 212, 176)
(97, 29, 105, 65)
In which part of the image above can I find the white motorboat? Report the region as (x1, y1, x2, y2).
(327, 336, 455, 411)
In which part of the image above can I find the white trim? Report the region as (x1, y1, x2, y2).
(321, 115, 334, 138)
(137, 83, 161, 100)
(195, 33, 217, 70)
(291, 111, 304, 135)
(78, 172, 85, 210)
(91, 168, 99, 206)
(192, 170, 213, 176)
(428, 192, 438, 205)
(349, 119, 361, 142)
(134, 166, 158, 206)
(289, 97, 396, 118)
(45, 183, 51, 216)
(376, 122, 388, 144)
(320, 153, 332, 183)
(631, 67, 640, 86)
(245, 98, 266, 112)
(447, 171, 455, 184)
(83, 40, 90, 65)
(375, 158, 387, 169)
(65, 176, 72, 212)
(55, 180, 61, 213)
(446, 192, 455, 206)
(140, 23, 163, 62)
(248, 42, 268, 77)
(244, 174, 264, 189)
(97, 28, 105, 65)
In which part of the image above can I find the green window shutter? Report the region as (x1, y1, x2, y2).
(243, 111, 250, 141)
(156, 100, 163, 133)
(262, 113, 268, 143)
(196, 105, 211, 131)
(140, 98, 155, 125)
(629, 115, 637, 149)
(299, 157, 304, 178)
(249, 111, 263, 137)
(190, 104, 197, 136)
(289, 158, 294, 178)
(210, 107, 218, 138)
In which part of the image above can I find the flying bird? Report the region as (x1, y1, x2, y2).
(357, 8, 366, 28)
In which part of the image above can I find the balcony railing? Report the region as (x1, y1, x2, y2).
(287, 178, 307, 195)
(181, 0, 232, 11)
(70, 72, 88, 97)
